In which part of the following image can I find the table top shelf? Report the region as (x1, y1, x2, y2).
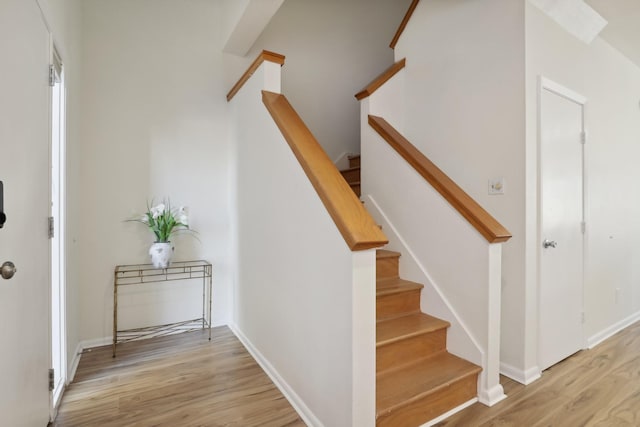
(114, 260, 212, 286)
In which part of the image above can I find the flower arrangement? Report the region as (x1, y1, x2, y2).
(133, 200, 191, 243)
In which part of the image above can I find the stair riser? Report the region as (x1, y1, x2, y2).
(351, 183, 361, 197)
(340, 168, 360, 184)
(377, 290, 421, 319)
(349, 156, 361, 168)
(376, 372, 478, 427)
(376, 257, 399, 280)
(377, 330, 447, 374)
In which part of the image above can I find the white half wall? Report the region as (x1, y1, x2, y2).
(393, 0, 527, 375)
(231, 62, 376, 426)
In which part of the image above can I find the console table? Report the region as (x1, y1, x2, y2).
(112, 260, 212, 357)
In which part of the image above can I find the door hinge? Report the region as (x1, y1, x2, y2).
(49, 64, 56, 87)
(48, 216, 54, 239)
(49, 368, 55, 391)
(580, 131, 587, 144)
(581, 221, 586, 234)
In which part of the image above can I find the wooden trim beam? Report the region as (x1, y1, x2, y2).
(355, 59, 406, 101)
(262, 90, 388, 251)
(226, 50, 285, 102)
(368, 115, 511, 244)
(390, 0, 420, 49)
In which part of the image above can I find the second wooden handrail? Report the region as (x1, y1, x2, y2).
(262, 91, 388, 251)
(227, 50, 285, 102)
(390, 0, 420, 49)
(355, 59, 406, 100)
(368, 115, 511, 244)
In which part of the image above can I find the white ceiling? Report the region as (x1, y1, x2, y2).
(586, 0, 640, 67)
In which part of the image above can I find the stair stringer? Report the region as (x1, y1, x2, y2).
(366, 195, 506, 407)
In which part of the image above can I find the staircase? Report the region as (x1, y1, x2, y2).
(341, 156, 482, 426)
(340, 155, 361, 197)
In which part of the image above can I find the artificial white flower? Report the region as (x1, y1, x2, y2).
(178, 206, 189, 226)
(128, 199, 196, 243)
(151, 203, 166, 219)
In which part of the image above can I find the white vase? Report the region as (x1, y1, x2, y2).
(149, 242, 174, 268)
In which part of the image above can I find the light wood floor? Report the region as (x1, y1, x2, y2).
(436, 320, 640, 426)
(53, 326, 305, 427)
(54, 321, 640, 427)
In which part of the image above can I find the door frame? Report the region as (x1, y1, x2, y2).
(536, 76, 588, 369)
(35, 0, 68, 418)
(49, 43, 67, 417)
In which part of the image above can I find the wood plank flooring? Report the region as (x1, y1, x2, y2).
(436, 320, 640, 426)
(53, 326, 305, 427)
(53, 321, 640, 426)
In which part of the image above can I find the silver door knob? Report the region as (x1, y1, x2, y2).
(542, 239, 557, 249)
(1, 261, 16, 279)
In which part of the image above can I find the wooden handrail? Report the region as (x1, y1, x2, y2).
(226, 50, 285, 102)
(368, 115, 511, 244)
(390, 0, 420, 49)
(262, 90, 388, 251)
(355, 58, 406, 100)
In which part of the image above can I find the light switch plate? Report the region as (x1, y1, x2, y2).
(488, 177, 505, 195)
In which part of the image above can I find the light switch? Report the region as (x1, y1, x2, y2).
(488, 177, 505, 195)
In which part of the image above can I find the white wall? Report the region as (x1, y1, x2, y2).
(393, 0, 528, 374)
(224, 0, 412, 162)
(231, 62, 376, 426)
(525, 2, 640, 356)
(77, 0, 233, 342)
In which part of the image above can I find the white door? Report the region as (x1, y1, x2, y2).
(0, 0, 52, 424)
(538, 78, 586, 371)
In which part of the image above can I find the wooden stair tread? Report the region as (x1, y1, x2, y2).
(340, 166, 360, 173)
(348, 155, 360, 168)
(376, 249, 401, 259)
(376, 352, 481, 416)
(376, 278, 423, 296)
(377, 313, 449, 346)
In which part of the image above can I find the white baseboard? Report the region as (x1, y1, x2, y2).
(478, 384, 506, 406)
(67, 341, 83, 384)
(419, 398, 477, 427)
(500, 362, 541, 385)
(67, 336, 112, 384)
(229, 323, 323, 427)
(588, 310, 640, 349)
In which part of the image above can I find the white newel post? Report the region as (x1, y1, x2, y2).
(480, 243, 506, 406)
(262, 61, 281, 94)
(351, 249, 377, 427)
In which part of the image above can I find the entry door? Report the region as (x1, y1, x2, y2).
(0, 0, 52, 424)
(538, 78, 586, 371)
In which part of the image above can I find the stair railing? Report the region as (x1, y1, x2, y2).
(357, 59, 511, 406)
(390, 0, 420, 49)
(368, 116, 511, 244)
(262, 91, 387, 250)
